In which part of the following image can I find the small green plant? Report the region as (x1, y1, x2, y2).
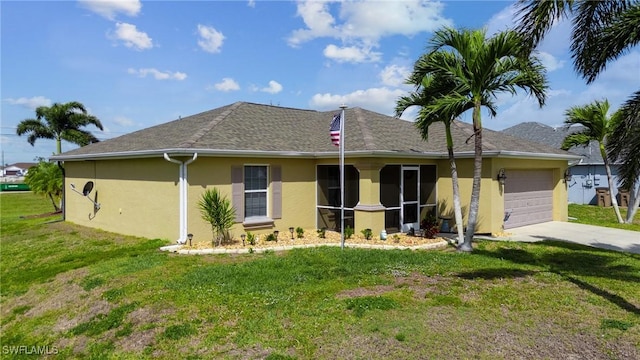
(392, 234, 400, 243)
(247, 232, 256, 245)
(248, 247, 254, 254)
(317, 228, 326, 238)
(395, 333, 406, 342)
(601, 319, 634, 331)
(345, 225, 354, 239)
(162, 323, 196, 340)
(361, 228, 372, 240)
(296, 227, 304, 239)
(198, 188, 236, 246)
(265, 233, 277, 242)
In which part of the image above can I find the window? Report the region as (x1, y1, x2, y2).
(316, 165, 359, 231)
(244, 165, 268, 218)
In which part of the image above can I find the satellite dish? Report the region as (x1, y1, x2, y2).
(82, 181, 94, 196)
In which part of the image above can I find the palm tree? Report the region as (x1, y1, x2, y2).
(16, 101, 103, 155)
(413, 27, 547, 252)
(607, 93, 640, 223)
(562, 99, 624, 223)
(24, 160, 63, 212)
(395, 67, 466, 246)
(515, 0, 640, 216)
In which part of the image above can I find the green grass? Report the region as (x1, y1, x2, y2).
(1, 193, 639, 359)
(569, 203, 640, 231)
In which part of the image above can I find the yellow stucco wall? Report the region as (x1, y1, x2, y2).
(436, 157, 568, 234)
(64, 155, 568, 242)
(187, 157, 317, 242)
(65, 158, 179, 240)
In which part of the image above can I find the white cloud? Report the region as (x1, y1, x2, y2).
(260, 80, 283, 94)
(111, 22, 153, 50)
(485, 4, 517, 36)
(323, 44, 381, 63)
(379, 64, 410, 87)
(127, 68, 187, 80)
(538, 51, 565, 72)
(289, 0, 452, 46)
(213, 78, 240, 92)
(78, 0, 141, 20)
(113, 116, 134, 127)
(197, 24, 225, 53)
(310, 87, 406, 115)
(4, 96, 52, 109)
(247, 0, 256, 8)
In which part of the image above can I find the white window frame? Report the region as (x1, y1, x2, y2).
(244, 165, 269, 221)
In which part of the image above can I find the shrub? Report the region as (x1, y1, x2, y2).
(361, 228, 372, 240)
(246, 232, 256, 245)
(317, 228, 326, 238)
(198, 188, 236, 246)
(420, 212, 439, 239)
(345, 225, 354, 239)
(296, 227, 304, 238)
(265, 233, 277, 242)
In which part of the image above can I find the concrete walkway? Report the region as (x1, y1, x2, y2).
(490, 221, 640, 254)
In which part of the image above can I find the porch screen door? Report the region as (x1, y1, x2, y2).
(402, 167, 419, 232)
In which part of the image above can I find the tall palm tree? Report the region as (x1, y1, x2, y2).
(607, 93, 640, 223)
(516, 0, 640, 215)
(414, 27, 547, 252)
(16, 101, 103, 155)
(562, 99, 624, 223)
(395, 67, 466, 246)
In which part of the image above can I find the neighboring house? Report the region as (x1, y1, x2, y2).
(1, 163, 36, 176)
(51, 102, 577, 243)
(502, 122, 622, 205)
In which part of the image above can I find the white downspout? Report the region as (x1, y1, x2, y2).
(164, 153, 198, 244)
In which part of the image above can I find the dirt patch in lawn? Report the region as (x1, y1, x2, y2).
(336, 273, 446, 300)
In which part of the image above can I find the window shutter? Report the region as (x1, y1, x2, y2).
(231, 166, 244, 222)
(271, 165, 282, 219)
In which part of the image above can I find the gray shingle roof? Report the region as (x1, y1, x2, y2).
(501, 122, 604, 164)
(52, 102, 575, 161)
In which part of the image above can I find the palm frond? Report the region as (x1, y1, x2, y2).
(607, 90, 640, 189)
(514, 0, 575, 49)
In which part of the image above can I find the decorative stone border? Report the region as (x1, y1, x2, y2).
(160, 240, 450, 255)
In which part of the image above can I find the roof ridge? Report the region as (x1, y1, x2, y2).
(452, 120, 498, 150)
(353, 108, 375, 150)
(178, 102, 243, 148)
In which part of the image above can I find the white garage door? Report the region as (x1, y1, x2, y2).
(504, 170, 553, 229)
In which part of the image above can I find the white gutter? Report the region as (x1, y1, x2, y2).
(164, 153, 198, 244)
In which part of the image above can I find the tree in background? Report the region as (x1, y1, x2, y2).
(562, 99, 624, 223)
(16, 101, 103, 155)
(411, 27, 547, 252)
(516, 0, 640, 222)
(24, 160, 63, 212)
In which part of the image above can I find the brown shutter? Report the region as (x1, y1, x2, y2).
(231, 166, 244, 222)
(271, 165, 282, 219)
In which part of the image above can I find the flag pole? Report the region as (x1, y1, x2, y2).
(339, 104, 347, 250)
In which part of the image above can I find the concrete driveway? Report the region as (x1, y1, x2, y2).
(494, 221, 640, 254)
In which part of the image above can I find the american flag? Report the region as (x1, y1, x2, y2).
(330, 113, 341, 147)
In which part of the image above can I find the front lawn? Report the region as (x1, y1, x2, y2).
(1, 193, 639, 359)
(569, 203, 640, 231)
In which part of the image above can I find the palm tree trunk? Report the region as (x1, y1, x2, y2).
(56, 137, 62, 155)
(445, 123, 465, 245)
(461, 102, 483, 252)
(48, 193, 60, 212)
(600, 144, 624, 223)
(626, 182, 640, 223)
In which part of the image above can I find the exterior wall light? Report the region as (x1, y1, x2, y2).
(273, 230, 279, 242)
(497, 168, 507, 186)
(187, 233, 193, 247)
(289, 227, 295, 240)
(564, 168, 572, 183)
(241, 234, 246, 246)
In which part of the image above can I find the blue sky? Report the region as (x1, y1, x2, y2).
(2, 0, 638, 164)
